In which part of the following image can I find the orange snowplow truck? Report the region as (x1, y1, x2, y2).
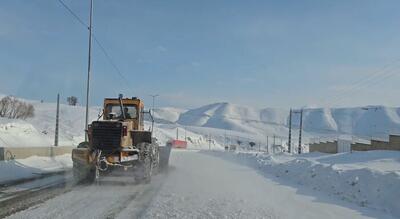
(72, 94, 171, 184)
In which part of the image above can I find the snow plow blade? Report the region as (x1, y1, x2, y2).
(158, 145, 172, 171)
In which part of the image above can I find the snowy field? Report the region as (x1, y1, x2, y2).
(209, 150, 400, 218)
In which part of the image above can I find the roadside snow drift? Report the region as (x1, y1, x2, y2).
(211, 150, 400, 218)
(0, 154, 72, 184)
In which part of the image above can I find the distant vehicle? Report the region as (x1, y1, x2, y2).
(229, 145, 237, 151)
(167, 139, 188, 149)
(72, 94, 171, 184)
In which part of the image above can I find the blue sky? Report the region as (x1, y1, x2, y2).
(1, 0, 400, 109)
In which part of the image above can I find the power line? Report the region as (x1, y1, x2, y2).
(330, 66, 400, 106)
(324, 59, 400, 106)
(92, 36, 132, 87)
(57, 0, 88, 28)
(57, 0, 134, 94)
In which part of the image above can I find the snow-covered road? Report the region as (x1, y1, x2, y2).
(5, 150, 394, 219)
(141, 150, 392, 219)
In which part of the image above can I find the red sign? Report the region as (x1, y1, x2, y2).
(168, 139, 187, 149)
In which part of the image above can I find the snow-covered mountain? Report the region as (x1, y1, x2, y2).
(154, 103, 400, 140)
(152, 107, 186, 124)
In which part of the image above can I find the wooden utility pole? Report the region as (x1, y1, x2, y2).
(298, 109, 303, 154)
(288, 108, 292, 153)
(184, 126, 187, 141)
(273, 135, 276, 154)
(149, 94, 159, 114)
(84, 0, 94, 142)
(208, 134, 211, 150)
(54, 93, 60, 147)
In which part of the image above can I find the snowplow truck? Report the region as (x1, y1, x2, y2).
(72, 95, 171, 184)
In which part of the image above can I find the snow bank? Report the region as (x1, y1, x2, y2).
(210, 150, 400, 218)
(0, 118, 52, 147)
(0, 154, 72, 184)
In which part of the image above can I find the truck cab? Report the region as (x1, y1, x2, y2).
(102, 97, 144, 130)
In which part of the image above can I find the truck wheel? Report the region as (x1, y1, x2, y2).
(73, 161, 83, 184)
(152, 146, 160, 174)
(134, 153, 152, 184)
(87, 167, 96, 184)
(143, 155, 152, 184)
(73, 161, 96, 184)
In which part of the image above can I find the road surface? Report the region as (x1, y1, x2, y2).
(5, 150, 392, 219)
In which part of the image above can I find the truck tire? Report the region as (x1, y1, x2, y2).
(73, 161, 86, 184)
(87, 167, 96, 184)
(73, 162, 80, 184)
(143, 155, 152, 184)
(152, 145, 160, 174)
(134, 143, 153, 184)
(73, 161, 95, 184)
(134, 154, 152, 184)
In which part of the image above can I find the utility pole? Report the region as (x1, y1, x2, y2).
(149, 94, 159, 114)
(266, 136, 269, 153)
(361, 106, 379, 140)
(184, 126, 187, 141)
(288, 108, 292, 153)
(54, 93, 60, 147)
(176, 127, 179, 140)
(208, 134, 211, 150)
(273, 135, 276, 154)
(149, 94, 159, 135)
(273, 135, 276, 146)
(224, 131, 226, 148)
(298, 108, 303, 154)
(84, 0, 93, 142)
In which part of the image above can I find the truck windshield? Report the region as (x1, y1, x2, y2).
(106, 104, 137, 119)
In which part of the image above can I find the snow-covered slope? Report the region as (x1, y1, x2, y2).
(177, 103, 289, 136)
(0, 98, 100, 147)
(168, 103, 400, 140)
(0, 118, 53, 147)
(152, 107, 186, 124)
(26, 101, 100, 146)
